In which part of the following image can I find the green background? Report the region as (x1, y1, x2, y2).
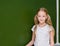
(0, 0, 59, 46)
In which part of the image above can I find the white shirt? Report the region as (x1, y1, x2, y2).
(31, 24, 52, 46)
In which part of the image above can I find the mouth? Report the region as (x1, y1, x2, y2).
(40, 20, 43, 21)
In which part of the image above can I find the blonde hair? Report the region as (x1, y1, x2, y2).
(33, 8, 54, 35)
(34, 8, 52, 25)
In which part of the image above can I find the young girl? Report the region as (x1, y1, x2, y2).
(26, 8, 55, 46)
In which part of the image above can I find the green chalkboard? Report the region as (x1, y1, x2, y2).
(0, 0, 57, 46)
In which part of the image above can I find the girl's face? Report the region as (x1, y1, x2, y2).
(37, 11, 47, 24)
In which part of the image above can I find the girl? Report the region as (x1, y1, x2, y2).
(26, 8, 55, 46)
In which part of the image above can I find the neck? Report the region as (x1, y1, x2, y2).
(39, 23, 46, 27)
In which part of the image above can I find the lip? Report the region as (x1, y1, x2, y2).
(40, 20, 43, 21)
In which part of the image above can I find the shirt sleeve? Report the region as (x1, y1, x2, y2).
(49, 26, 54, 32)
(31, 25, 36, 32)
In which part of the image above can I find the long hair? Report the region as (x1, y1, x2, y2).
(33, 8, 54, 34)
(34, 8, 52, 25)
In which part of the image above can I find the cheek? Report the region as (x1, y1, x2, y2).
(38, 17, 46, 20)
(37, 17, 40, 20)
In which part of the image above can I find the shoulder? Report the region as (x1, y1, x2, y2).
(48, 25, 55, 36)
(48, 25, 55, 32)
(31, 25, 37, 32)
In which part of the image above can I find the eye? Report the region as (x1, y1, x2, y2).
(43, 15, 45, 17)
(38, 15, 41, 17)
(39, 16, 41, 17)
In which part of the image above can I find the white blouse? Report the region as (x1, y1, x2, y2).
(31, 24, 52, 46)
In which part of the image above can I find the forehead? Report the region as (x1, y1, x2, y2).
(38, 11, 46, 15)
